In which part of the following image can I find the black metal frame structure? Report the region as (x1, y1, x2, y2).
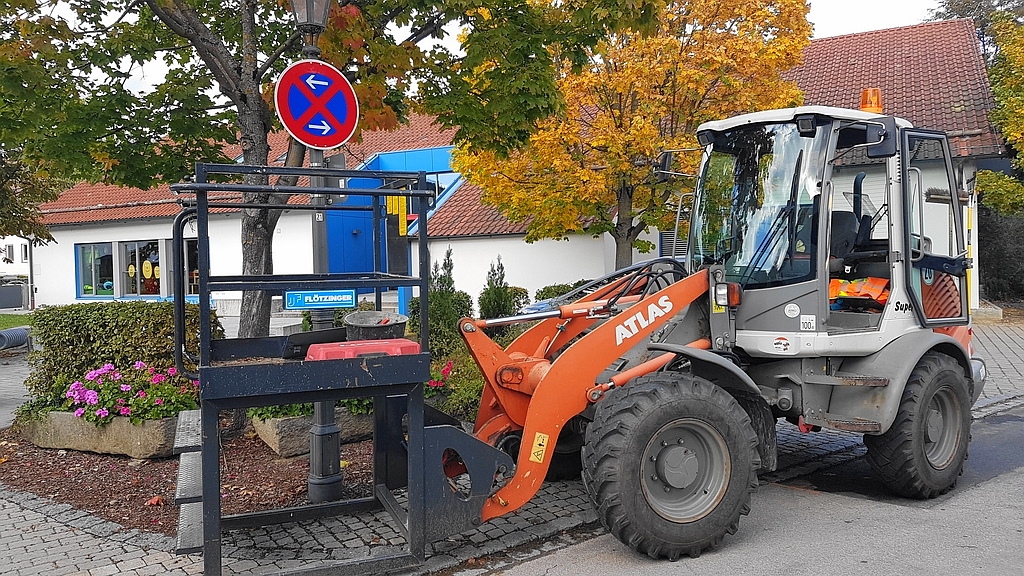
(169, 163, 511, 575)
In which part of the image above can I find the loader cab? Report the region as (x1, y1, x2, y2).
(689, 106, 968, 357)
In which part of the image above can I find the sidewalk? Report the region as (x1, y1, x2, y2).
(1, 322, 1023, 575)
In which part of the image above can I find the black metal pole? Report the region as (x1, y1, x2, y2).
(306, 124, 344, 504)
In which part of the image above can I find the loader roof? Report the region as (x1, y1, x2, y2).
(696, 106, 913, 134)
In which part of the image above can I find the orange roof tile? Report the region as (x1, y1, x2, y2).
(426, 182, 527, 237)
(784, 19, 1003, 158)
(42, 113, 455, 226)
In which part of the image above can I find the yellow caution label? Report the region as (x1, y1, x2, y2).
(528, 432, 549, 464)
(712, 302, 726, 314)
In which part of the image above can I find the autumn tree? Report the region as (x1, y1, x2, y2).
(5, 0, 661, 338)
(453, 0, 811, 269)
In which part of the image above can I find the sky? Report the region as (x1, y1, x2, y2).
(808, 0, 939, 38)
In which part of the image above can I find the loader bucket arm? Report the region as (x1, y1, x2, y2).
(459, 268, 711, 522)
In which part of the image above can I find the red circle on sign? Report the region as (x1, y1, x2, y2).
(274, 59, 359, 150)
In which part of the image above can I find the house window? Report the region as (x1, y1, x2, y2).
(20, 244, 28, 263)
(122, 240, 161, 296)
(3, 244, 12, 263)
(77, 244, 114, 296)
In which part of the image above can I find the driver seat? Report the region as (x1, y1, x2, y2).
(829, 211, 860, 273)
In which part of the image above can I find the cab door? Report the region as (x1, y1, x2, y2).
(901, 130, 969, 326)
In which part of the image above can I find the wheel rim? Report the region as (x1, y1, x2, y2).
(641, 418, 731, 523)
(924, 385, 962, 469)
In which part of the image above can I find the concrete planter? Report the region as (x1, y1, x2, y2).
(252, 407, 373, 458)
(22, 411, 177, 459)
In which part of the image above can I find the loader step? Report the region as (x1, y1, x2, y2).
(819, 412, 882, 433)
(804, 374, 889, 387)
(175, 501, 203, 555)
(173, 409, 202, 454)
(174, 450, 202, 505)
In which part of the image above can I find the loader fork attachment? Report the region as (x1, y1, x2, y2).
(459, 268, 711, 521)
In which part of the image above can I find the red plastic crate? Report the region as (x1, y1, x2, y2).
(305, 338, 421, 361)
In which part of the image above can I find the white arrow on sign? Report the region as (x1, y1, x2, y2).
(304, 74, 329, 90)
(308, 120, 332, 135)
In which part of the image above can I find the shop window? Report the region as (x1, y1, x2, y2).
(122, 240, 161, 296)
(77, 243, 114, 296)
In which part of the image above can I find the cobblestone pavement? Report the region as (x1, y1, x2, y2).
(1, 322, 1023, 575)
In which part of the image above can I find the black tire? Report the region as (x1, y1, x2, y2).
(864, 352, 971, 498)
(582, 373, 759, 559)
(499, 426, 584, 481)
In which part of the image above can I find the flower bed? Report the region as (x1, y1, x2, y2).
(20, 361, 199, 459)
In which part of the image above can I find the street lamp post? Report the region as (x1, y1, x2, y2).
(288, 0, 344, 504)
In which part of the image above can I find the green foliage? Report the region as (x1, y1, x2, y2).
(978, 169, 1024, 215)
(478, 256, 530, 319)
(534, 279, 591, 301)
(408, 247, 473, 357)
(248, 403, 315, 420)
(0, 151, 67, 243)
(978, 205, 1024, 298)
(430, 343, 486, 422)
(62, 362, 198, 426)
(24, 301, 223, 404)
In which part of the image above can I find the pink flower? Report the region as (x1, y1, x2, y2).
(441, 360, 453, 379)
(116, 398, 125, 405)
(84, 390, 99, 405)
(120, 384, 132, 392)
(85, 370, 99, 381)
(167, 367, 177, 376)
(427, 379, 445, 388)
(133, 361, 147, 370)
(119, 407, 131, 416)
(154, 398, 164, 405)
(136, 390, 147, 398)
(151, 374, 166, 385)
(74, 408, 85, 418)
(113, 372, 123, 380)
(95, 408, 109, 418)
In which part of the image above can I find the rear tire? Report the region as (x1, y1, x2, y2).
(582, 373, 759, 559)
(864, 352, 971, 498)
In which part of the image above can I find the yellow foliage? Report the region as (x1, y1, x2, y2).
(453, 0, 811, 262)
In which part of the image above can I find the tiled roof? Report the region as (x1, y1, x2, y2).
(784, 19, 1003, 158)
(41, 113, 455, 226)
(426, 182, 528, 237)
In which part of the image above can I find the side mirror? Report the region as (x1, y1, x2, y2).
(866, 116, 898, 158)
(656, 152, 673, 183)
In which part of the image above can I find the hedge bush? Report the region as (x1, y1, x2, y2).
(535, 278, 592, 301)
(978, 205, 1024, 300)
(25, 301, 223, 404)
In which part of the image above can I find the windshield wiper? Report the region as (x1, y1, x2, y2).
(741, 150, 803, 282)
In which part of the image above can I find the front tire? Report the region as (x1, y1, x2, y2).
(582, 373, 759, 559)
(864, 352, 971, 498)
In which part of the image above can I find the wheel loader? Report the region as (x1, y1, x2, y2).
(456, 104, 987, 559)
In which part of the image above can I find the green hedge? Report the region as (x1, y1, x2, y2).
(25, 301, 223, 403)
(535, 278, 591, 301)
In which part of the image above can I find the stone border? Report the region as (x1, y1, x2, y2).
(21, 411, 177, 459)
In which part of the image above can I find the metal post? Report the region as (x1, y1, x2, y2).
(307, 147, 345, 502)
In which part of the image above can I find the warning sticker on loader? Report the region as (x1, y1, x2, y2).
(529, 432, 550, 463)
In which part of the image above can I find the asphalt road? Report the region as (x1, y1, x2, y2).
(482, 405, 1024, 576)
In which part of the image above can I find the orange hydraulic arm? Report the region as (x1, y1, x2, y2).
(459, 268, 711, 521)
